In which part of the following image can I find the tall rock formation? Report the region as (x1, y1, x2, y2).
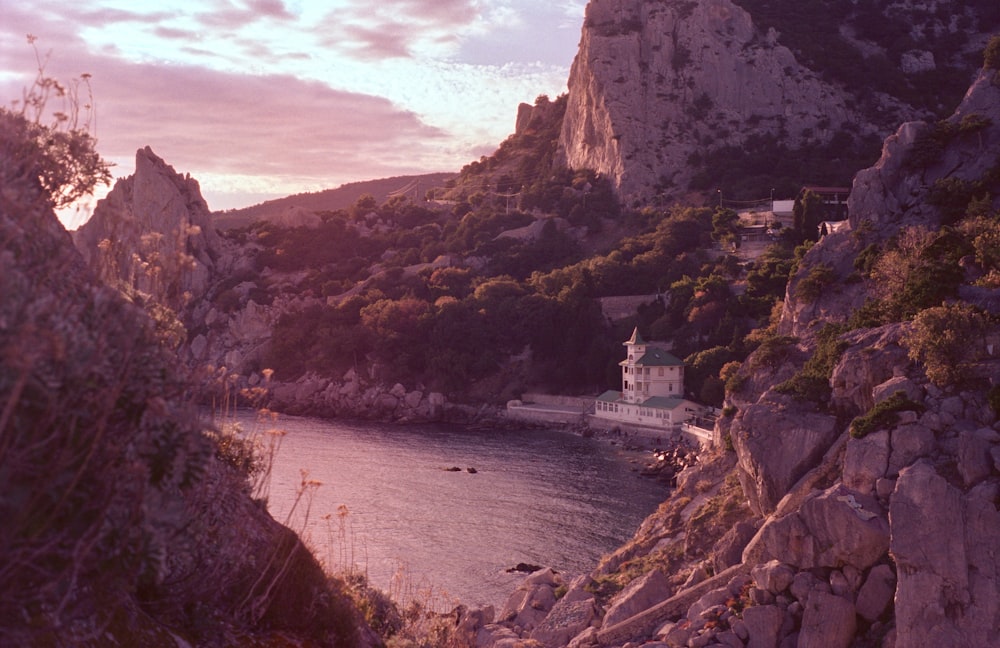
(74, 146, 222, 310)
(557, 0, 996, 205)
(558, 0, 867, 203)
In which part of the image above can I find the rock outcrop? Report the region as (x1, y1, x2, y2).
(558, 0, 868, 203)
(74, 146, 223, 310)
(557, 0, 994, 205)
(0, 116, 374, 646)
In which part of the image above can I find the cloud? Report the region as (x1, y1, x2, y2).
(1, 0, 579, 214)
(88, 58, 450, 179)
(320, 0, 483, 60)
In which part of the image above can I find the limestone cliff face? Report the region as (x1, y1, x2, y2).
(74, 146, 222, 309)
(474, 60, 1000, 648)
(558, 0, 866, 203)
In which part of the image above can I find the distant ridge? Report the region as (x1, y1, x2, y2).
(212, 171, 456, 230)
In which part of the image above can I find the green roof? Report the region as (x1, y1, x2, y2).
(635, 348, 683, 367)
(596, 390, 622, 402)
(641, 397, 690, 410)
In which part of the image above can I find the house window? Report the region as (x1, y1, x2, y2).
(658, 368, 664, 377)
(644, 368, 650, 375)
(669, 384, 673, 392)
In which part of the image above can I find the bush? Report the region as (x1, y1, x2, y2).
(795, 263, 836, 303)
(774, 323, 849, 405)
(985, 34, 1000, 70)
(850, 391, 926, 438)
(988, 385, 1000, 418)
(904, 302, 990, 386)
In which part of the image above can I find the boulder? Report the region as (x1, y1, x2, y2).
(830, 325, 910, 415)
(750, 560, 795, 595)
(855, 564, 896, 622)
(798, 486, 889, 571)
(499, 568, 561, 632)
(887, 423, 936, 475)
(843, 429, 889, 495)
(476, 624, 519, 648)
(797, 591, 855, 648)
(731, 394, 839, 515)
(529, 597, 597, 648)
(741, 604, 783, 648)
(872, 376, 921, 405)
(685, 586, 731, 624)
(957, 427, 998, 487)
(404, 390, 423, 410)
(602, 568, 671, 628)
(890, 461, 969, 647)
(711, 519, 758, 573)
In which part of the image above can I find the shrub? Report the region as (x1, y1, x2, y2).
(774, 323, 849, 405)
(795, 263, 836, 303)
(988, 385, 1000, 418)
(850, 391, 927, 438)
(904, 302, 991, 386)
(985, 34, 1000, 70)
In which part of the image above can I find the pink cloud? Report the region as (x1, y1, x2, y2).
(246, 0, 294, 20)
(320, 0, 479, 60)
(87, 58, 448, 176)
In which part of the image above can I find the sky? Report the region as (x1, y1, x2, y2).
(0, 1, 586, 227)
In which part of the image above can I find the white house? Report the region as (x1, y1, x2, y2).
(592, 328, 702, 430)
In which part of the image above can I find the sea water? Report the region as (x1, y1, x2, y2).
(240, 412, 666, 608)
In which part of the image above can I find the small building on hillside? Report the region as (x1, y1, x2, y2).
(592, 328, 702, 431)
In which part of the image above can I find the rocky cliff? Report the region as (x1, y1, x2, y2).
(463, 52, 1000, 648)
(0, 113, 376, 646)
(558, 0, 996, 205)
(74, 146, 223, 311)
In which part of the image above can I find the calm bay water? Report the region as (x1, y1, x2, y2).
(239, 412, 667, 608)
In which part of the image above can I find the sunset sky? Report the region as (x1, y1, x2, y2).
(0, 1, 586, 226)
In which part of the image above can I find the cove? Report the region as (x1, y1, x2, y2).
(243, 412, 668, 608)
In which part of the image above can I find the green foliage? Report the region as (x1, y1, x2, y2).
(711, 208, 740, 247)
(863, 226, 972, 324)
(795, 263, 835, 303)
(907, 121, 951, 169)
(853, 243, 880, 277)
(774, 323, 849, 404)
(850, 391, 927, 438)
(985, 34, 1000, 70)
(1, 37, 111, 209)
(689, 133, 878, 207)
(793, 190, 826, 242)
(903, 302, 991, 387)
(988, 385, 1000, 418)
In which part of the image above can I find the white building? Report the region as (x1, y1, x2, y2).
(593, 328, 702, 430)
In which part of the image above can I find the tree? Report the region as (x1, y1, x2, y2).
(793, 190, 825, 242)
(711, 207, 741, 249)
